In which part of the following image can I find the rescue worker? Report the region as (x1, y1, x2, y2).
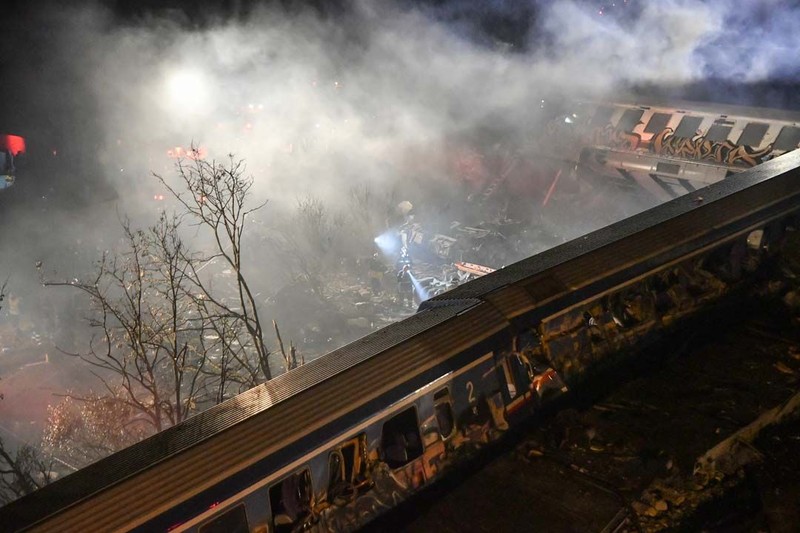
(396, 264, 414, 308)
(396, 247, 413, 271)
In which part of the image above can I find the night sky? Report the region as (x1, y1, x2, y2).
(2, 0, 799, 201)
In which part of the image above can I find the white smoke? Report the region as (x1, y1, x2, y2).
(2, 0, 799, 337)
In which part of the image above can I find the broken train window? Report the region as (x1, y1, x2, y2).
(327, 435, 367, 502)
(608, 289, 643, 328)
(269, 468, 313, 533)
(381, 406, 423, 469)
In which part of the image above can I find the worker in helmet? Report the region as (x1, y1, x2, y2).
(396, 247, 413, 271)
(396, 264, 415, 308)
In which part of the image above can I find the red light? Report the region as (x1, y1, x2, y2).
(167, 146, 207, 160)
(0, 134, 26, 156)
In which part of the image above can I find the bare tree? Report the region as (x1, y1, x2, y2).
(0, 437, 55, 506)
(0, 280, 53, 505)
(40, 214, 232, 435)
(43, 393, 148, 470)
(35, 152, 278, 467)
(272, 195, 345, 302)
(155, 153, 272, 380)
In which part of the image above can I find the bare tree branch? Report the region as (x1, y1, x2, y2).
(154, 150, 272, 380)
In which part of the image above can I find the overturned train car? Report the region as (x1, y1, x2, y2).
(4, 151, 800, 532)
(542, 100, 800, 202)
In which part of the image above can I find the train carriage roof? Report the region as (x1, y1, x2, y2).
(0, 299, 487, 530)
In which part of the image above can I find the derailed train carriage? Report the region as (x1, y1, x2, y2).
(540, 99, 800, 201)
(4, 152, 800, 532)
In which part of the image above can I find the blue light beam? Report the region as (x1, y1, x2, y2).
(373, 230, 401, 256)
(408, 272, 429, 302)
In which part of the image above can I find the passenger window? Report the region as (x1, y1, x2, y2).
(656, 162, 681, 175)
(381, 406, 423, 469)
(328, 451, 344, 488)
(705, 124, 732, 142)
(673, 116, 703, 138)
(327, 436, 367, 502)
(199, 504, 249, 533)
(590, 106, 614, 127)
(433, 388, 455, 439)
(609, 292, 640, 328)
(773, 125, 800, 152)
(644, 112, 671, 134)
(616, 109, 644, 132)
(341, 442, 357, 482)
(737, 122, 768, 147)
(269, 469, 313, 533)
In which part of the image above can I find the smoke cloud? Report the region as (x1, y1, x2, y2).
(1, 0, 799, 359)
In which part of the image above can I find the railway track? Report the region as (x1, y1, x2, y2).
(364, 289, 800, 532)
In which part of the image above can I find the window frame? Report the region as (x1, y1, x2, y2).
(380, 405, 424, 469)
(268, 467, 315, 532)
(673, 115, 703, 139)
(773, 125, 800, 152)
(643, 112, 672, 134)
(705, 123, 733, 143)
(615, 109, 645, 133)
(736, 122, 769, 147)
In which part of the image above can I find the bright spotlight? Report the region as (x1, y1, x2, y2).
(373, 230, 401, 256)
(165, 69, 210, 114)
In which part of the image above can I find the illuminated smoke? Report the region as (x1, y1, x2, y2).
(374, 230, 401, 256)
